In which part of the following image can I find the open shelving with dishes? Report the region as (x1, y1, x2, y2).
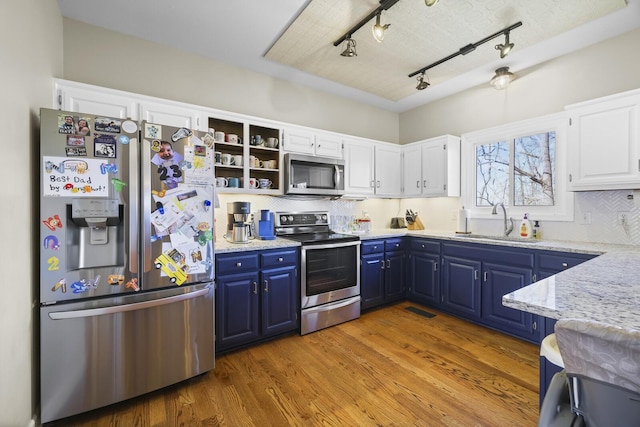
(248, 124, 281, 192)
(209, 117, 282, 194)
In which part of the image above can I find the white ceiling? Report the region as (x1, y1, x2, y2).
(57, 0, 640, 113)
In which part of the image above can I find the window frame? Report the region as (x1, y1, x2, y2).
(461, 112, 574, 222)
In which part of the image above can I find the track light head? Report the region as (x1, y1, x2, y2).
(495, 32, 514, 58)
(416, 73, 430, 90)
(340, 37, 357, 57)
(372, 13, 390, 43)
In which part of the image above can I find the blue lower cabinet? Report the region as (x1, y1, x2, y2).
(441, 256, 482, 321)
(215, 249, 299, 353)
(360, 239, 406, 310)
(261, 265, 297, 336)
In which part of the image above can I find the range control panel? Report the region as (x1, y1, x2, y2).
(275, 211, 329, 227)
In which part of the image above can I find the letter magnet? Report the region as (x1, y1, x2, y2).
(43, 215, 63, 231)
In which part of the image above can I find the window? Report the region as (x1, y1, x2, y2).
(476, 132, 556, 207)
(461, 113, 572, 221)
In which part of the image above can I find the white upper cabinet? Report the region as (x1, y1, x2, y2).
(402, 135, 461, 197)
(283, 127, 343, 158)
(139, 99, 205, 131)
(55, 79, 138, 119)
(374, 143, 402, 197)
(566, 89, 640, 191)
(343, 139, 401, 197)
(344, 139, 375, 196)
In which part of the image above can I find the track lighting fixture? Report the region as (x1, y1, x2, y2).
(490, 67, 515, 90)
(409, 21, 522, 87)
(495, 31, 514, 58)
(340, 37, 357, 57)
(425, 0, 439, 6)
(332, 0, 400, 50)
(416, 73, 430, 90)
(372, 12, 389, 43)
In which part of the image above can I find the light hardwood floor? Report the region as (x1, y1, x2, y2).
(52, 302, 540, 426)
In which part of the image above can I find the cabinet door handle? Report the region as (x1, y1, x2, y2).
(562, 262, 568, 268)
(380, 260, 385, 270)
(252, 281, 258, 294)
(483, 271, 488, 282)
(236, 262, 242, 267)
(474, 270, 479, 280)
(423, 180, 427, 187)
(416, 180, 420, 188)
(386, 259, 391, 268)
(264, 280, 269, 292)
(370, 180, 375, 188)
(377, 180, 381, 188)
(434, 263, 438, 272)
(278, 257, 283, 262)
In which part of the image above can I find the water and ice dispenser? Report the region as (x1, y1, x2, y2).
(66, 198, 124, 269)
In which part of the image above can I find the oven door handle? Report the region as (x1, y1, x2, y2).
(302, 240, 361, 251)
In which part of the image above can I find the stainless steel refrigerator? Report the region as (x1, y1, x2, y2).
(39, 108, 216, 423)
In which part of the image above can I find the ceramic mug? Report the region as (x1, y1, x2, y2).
(233, 155, 243, 166)
(214, 131, 225, 142)
(226, 133, 239, 143)
(215, 177, 228, 187)
(266, 137, 279, 148)
(228, 177, 240, 188)
(248, 177, 259, 189)
(253, 135, 263, 146)
(214, 151, 222, 164)
(259, 178, 272, 189)
(264, 160, 277, 169)
(221, 153, 234, 165)
(250, 155, 262, 168)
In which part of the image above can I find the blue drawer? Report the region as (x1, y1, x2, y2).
(361, 240, 385, 255)
(216, 253, 259, 275)
(410, 239, 440, 253)
(261, 249, 298, 268)
(385, 238, 405, 252)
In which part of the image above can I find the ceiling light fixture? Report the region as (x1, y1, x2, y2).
(495, 31, 514, 58)
(372, 12, 390, 43)
(340, 37, 357, 57)
(416, 73, 430, 90)
(490, 67, 515, 90)
(333, 0, 400, 49)
(408, 21, 522, 84)
(425, 0, 439, 6)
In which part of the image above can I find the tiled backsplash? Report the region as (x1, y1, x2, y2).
(216, 190, 640, 245)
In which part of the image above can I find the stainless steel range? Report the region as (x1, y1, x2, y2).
(275, 211, 361, 335)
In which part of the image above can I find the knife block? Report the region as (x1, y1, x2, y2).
(407, 216, 425, 230)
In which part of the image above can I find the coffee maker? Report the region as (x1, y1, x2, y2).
(226, 201, 252, 243)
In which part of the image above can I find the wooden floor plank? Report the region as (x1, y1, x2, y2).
(52, 302, 539, 426)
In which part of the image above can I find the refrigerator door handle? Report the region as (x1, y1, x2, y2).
(48, 287, 210, 320)
(129, 133, 140, 274)
(141, 136, 152, 273)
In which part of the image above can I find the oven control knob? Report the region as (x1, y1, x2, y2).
(288, 215, 294, 222)
(280, 215, 288, 223)
(321, 214, 327, 221)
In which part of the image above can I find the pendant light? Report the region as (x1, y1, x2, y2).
(490, 67, 515, 90)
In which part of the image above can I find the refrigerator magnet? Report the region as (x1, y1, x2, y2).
(65, 146, 87, 157)
(95, 117, 121, 133)
(66, 135, 85, 147)
(43, 235, 60, 250)
(51, 278, 67, 293)
(47, 256, 60, 271)
(121, 120, 137, 134)
(94, 134, 117, 158)
(145, 123, 162, 139)
(111, 178, 127, 192)
(118, 135, 130, 145)
(42, 214, 63, 231)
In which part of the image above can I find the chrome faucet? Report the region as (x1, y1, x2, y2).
(491, 202, 514, 237)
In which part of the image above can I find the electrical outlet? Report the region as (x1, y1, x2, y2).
(618, 212, 630, 227)
(579, 212, 591, 225)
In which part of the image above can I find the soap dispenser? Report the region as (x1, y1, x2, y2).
(519, 213, 533, 239)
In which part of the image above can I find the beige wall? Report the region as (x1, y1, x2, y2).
(61, 18, 400, 144)
(400, 28, 640, 143)
(0, 1, 63, 426)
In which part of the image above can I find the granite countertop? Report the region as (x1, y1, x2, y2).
(215, 237, 300, 253)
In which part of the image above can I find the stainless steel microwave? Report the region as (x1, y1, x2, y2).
(284, 153, 345, 196)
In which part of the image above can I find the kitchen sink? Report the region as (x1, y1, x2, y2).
(458, 234, 540, 244)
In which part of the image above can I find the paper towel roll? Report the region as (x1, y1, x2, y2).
(457, 207, 470, 233)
